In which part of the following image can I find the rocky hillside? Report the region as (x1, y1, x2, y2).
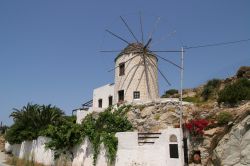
(213, 112, 250, 166)
(167, 66, 250, 103)
(124, 99, 249, 165)
(124, 66, 250, 166)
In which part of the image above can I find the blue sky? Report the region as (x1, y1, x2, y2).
(0, 0, 249, 125)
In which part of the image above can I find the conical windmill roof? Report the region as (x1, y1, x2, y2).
(115, 43, 157, 62)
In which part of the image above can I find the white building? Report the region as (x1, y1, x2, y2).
(92, 83, 114, 109)
(76, 83, 114, 123)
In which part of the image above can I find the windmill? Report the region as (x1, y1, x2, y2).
(101, 14, 184, 105)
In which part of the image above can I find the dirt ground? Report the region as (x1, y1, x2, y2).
(0, 135, 10, 166)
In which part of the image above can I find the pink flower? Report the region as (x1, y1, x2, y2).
(184, 119, 209, 136)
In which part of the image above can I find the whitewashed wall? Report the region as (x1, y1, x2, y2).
(72, 138, 108, 166)
(93, 83, 114, 109)
(5, 136, 54, 166)
(6, 128, 184, 166)
(115, 128, 184, 166)
(72, 128, 184, 166)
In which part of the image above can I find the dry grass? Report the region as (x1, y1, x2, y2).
(0, 135, 5, 151)
(5, 156, 45, 166)
(154, 114, 160, 120)
(167, 107, 176, 112)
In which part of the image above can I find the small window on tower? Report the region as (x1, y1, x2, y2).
(133, 91, 140, 99)
(119, 63, 125, 76)
(98, 99, 102, 108)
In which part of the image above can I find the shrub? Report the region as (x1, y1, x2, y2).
(206, 79, 221, 88)
(44, 116, 82, 159)
(81, 106, 132, 165)
(162, 89, 178, 98)
(45, 105, 132, 166)
(185, 119, 209, 137)
(216, 112, 233, 126)
(201, 86, 213, 101)
(218, 78, 250, 106)
(201, 79, 221, 100)
(183, 96, 201, 103)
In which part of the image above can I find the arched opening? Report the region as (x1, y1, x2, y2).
(169, 135, 177, 142)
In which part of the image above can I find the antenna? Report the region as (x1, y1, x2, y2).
(180, 47, 184, 128)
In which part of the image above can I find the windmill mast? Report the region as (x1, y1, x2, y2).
(180, 47, 184, 128)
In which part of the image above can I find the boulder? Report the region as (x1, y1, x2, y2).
(204, 127, 221, 137)
(141, 106, 154, 118)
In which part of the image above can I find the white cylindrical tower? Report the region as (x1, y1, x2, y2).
(114, 43, 159, 104)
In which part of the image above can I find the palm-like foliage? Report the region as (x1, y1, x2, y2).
(39, 104, 64, 127)
(11, 103, 40, 128)
(5, 103, 64, 144)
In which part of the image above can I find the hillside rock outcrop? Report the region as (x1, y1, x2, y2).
(126, 99, 195, 132)
(212, 115, 250, 166)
